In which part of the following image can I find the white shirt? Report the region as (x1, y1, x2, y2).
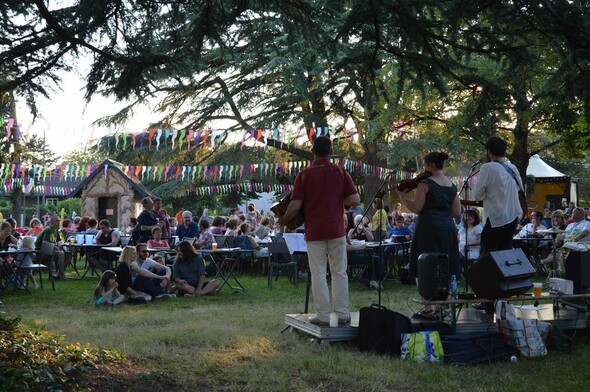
(458, 224, 483, 260)
(130, 258, 158, 283)
(564, 220, 590, 242)
(473, 160, 523, 228)
(515, 223, 548, 238)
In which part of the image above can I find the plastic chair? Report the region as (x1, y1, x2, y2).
(32, 242, 56, 290)
(267, 241, 298, 289)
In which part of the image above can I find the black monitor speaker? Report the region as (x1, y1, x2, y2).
(565, 252, 590, 294)
(466, 248, 535, 299)
(417, 253, 449, 301)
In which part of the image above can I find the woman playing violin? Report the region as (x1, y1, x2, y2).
(396, 151, 461, 319)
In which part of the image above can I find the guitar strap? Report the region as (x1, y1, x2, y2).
(495, 161, 524, 193)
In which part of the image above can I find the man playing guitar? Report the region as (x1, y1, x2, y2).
(472, 136, 524, 311)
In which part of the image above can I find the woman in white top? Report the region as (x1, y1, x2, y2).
(458, 209, 483, 262)
(515, 210, 547, 238)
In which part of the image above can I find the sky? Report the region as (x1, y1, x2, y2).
(15, 69, 154, 159)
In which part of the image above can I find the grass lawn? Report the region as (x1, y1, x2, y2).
(2, 262, 590, 391)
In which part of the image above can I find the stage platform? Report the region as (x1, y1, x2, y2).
(285, 303, 589, 346)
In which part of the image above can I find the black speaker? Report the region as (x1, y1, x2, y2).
(466, 248, 535, 299)
(565, 252, 590, 294)
(417, 253, 449, 300)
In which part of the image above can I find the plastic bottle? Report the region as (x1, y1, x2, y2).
(450, 274, 458, 300)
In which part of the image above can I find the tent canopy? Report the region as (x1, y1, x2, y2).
(526, 154, 567, 178)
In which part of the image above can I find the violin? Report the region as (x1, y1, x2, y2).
(396, 171, 432, 193)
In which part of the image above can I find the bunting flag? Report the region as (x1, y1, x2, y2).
(1, 157, 486, 198)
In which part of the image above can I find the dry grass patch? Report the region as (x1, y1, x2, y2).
(208, 336, 278, 367)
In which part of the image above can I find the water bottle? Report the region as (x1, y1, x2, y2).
(450, 274, 458, 300)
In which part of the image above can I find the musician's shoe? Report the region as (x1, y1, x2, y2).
(309, 316, 329, 326)
(338, 315, 351, 325)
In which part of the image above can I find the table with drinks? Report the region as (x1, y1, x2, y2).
(413, 290, 590, 333)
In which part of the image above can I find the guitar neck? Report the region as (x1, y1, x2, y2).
(461, 200, 483, 207)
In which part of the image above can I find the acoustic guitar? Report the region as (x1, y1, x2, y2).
(271, 191, 305, 231)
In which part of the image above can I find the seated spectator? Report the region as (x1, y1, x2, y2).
(17, 236, 38, 288)
(129, 243, 175, 299)
(84, 218, 99, 235)
(345, 214, 384, 289)
(537, 210, 568, 262)
(236, 223, 269, 258)
(168, 218, 177, 236)
(89, 219, 122, 272)
(6, 218, 25, 238)
(115, 246, 151, 301)
(458, 209, 483, 263)
(224, 218, 239, 237)
(403, 215, 416, 233)
(194, 219, 214, 249)
(173, 240, 219, 296)
(125, 217, 138, 235)
(348, 214, 375, 242)
(539, 207, 590, 271)
(388, 215, 412, 241)
(515, 210, 547, 238)
(34, 216, 67, 280)
(210, 216, 225, 235)
(0, 221, 18, 250)
(254, 218, 273, 240)
(148, 226, 170, 249)
(176, 211, 200, 240)
(77, 216, 90, 233)
(26, 218, 43, 236)
(93, 270, 125, 307)
(62, 219, 75, 234)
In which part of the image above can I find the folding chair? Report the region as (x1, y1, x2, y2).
(34, 242, 56, 290)
(267, 241, 298, 289)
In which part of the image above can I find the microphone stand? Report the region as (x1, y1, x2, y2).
(461, 165, 480, 292)
(352, 171, 395, 307)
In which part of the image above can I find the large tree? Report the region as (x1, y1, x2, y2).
(2, 0, 590, 196)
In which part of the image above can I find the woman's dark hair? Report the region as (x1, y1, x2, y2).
(62, 219, 71, 228)
(424, 151, 449, 170)
(175, 240, 197, 263)
(212, 216, 224, 227)
(94, 270, 116, 298)
(463, 209, 481, 225)
(373, 198, 383, 209)
(88, 218, 98, 228)
(238, 223, 250, 236)
(199, 218, 210, 229)
(78, 216, 90, 232)
(226, 218, 238, 229)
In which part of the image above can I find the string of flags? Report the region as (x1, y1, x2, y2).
(1, 117, 424, 151)
(0, 157, 478, 196)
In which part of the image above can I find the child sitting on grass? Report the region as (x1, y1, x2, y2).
(94, 270, 125, 307)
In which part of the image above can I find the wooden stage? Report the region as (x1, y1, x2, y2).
(285, 298, 589, 346)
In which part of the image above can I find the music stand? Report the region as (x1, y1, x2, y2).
(352, 171, 396, 306)
(460, 164, 480, 291)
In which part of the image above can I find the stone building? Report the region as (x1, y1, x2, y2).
(69, 159, 153, 229)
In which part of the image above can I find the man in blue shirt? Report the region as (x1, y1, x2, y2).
(176, 211, 200, 240)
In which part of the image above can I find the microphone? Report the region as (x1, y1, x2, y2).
(470, 159, 482, 168)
